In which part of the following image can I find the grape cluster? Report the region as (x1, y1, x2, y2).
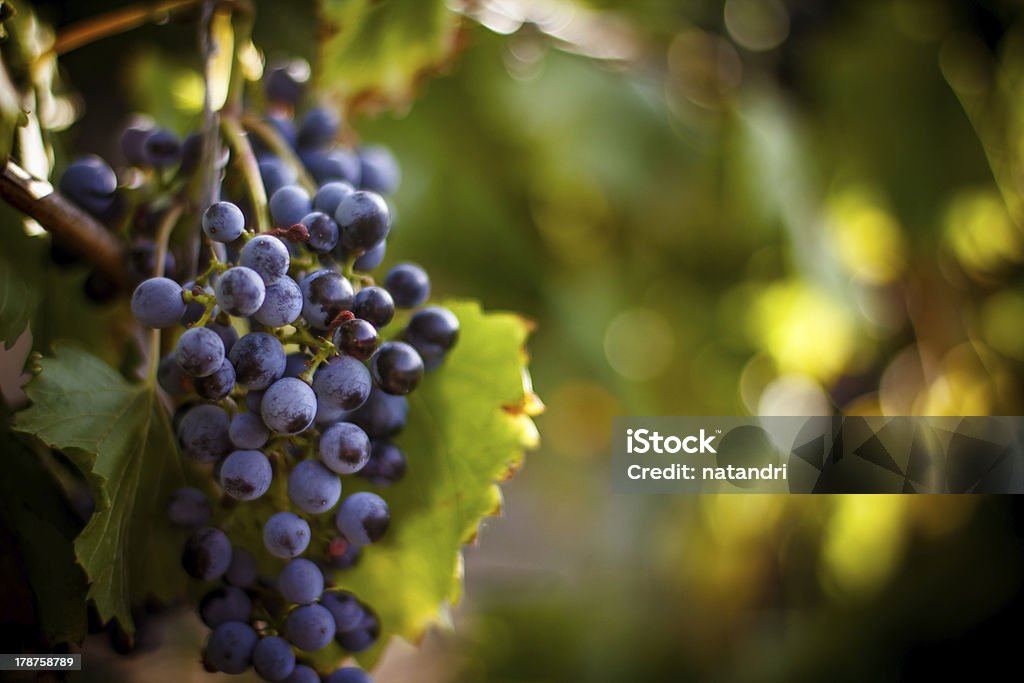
(80, 63, 461, 682)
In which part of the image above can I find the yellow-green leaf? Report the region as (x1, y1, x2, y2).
(319, 300, 538, 668)
(317, 0, 464, 109)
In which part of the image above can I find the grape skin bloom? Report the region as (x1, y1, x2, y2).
(216, 266, 267, 317)
(264, 512, 311, 559)
(288, 459, 342, 515)
(219, 449, 273, 501)
(262, 377, 317, 435)
(335, 492, 390, 546)
(240, 235, 290, 284)
(131, 277, 185, 328)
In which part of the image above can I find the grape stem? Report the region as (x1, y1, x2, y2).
(221, 115, 270, 231)
(0, 161, 129, 287)
(298, 343, 337, 383)
(240, 113, 317, 194)
(146, 201, 185, 383)
(194, 259, 228, 286)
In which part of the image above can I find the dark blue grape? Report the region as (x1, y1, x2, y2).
(219, 449, 273, 501)
(320, 591, 363, 633)
(260, 156, 297, 197)
(297, 107, 340, 150)
(319, 422, 370, 475)
(264, 59, 309, 105)
(353, 240, 386, 272)
(254, 276, 303, 327)
(301, 149, 360, 186)
(326, 667, 374, 683)
(176, 326, 226, 378)
(313, 181, 355, 215)
(333, 318, 378, 361)
(352, 286, 394, 329)
(167, 486, 210, 528)
(358, 145, 400, 194)
(158, 354, 191, 396)
(216, 266, 266, 317)
(206, 621, 257, 674)
(200, 585, 252, 628)
(266, 114, 299, 150)
(240, 234, 291, 284)
(178, 132, 213, 176)
(203, 201, 246, 243)
(131, 277, 185, 328)
(59, 156, 117, 218)
(264, 512, 310, 558)
(121, 124, 154, 166)
(253, 635, 296, 682)
(229, 412, 270, 449)
(315, 399, 349, 427)
(384, 263, 430, 308)
(194, 357, 236, 400)
(182, 526, 232, 580)
(245, 392, 265, 415)
(335, 492, 389, 546)
(177, 404, 232, 463)
(335, 610, 379, 653)
(347, 389, 408, 439)
(312, 356, 371, 411)
(269, 185, 312, 228)
(336, 191, 389, 254)
(144, 129, 182, 168)
(301, 211, 339, 253)
(226, 546, 258, 589)
(371, 341, 423, 395)
(404, 306, 459, 366)
(288, 460, 341, 515)
(261, 377, 317, 435)
(229, 332, 286, 390)
(286, 603, 335, 652)
(358, 440, 407, 486)
(284, 664, 320, 683)
(208, 322, 239, 355)
(277, 558, 324, 605)
(327, 536, 362, 569)
(299, 270, 354, 330)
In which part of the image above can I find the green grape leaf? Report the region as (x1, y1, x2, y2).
(314, 300, 539, 669)
(13, 346, 188, 632)
(0, 208, 44, 349)
(317, 0, 464, 109)
(0, 415, 88, 645)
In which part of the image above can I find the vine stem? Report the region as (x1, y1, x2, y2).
(44, 0, 253, 57)
(240, 113, 317, 193)
(47, 0, 203, 56)
(221, 115, 269, 231)
(0, 161, 129, 286)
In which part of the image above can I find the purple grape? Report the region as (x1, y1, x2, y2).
(182, 527, 232, 580)
(219, 449, 273, 501)
(319, 422, 371, 475)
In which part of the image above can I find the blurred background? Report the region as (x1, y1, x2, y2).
(8, 0, 1024, 680)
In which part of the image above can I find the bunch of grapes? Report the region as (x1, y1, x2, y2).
(61, 63, 461, 682)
